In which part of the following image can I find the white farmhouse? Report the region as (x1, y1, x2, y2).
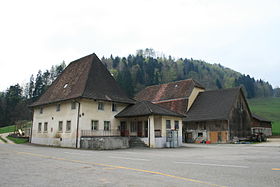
(30, 54, 184, 149)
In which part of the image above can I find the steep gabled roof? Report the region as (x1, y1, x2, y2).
(185, 87, 242, 122)
(115, 101, 185, 118)
(252, 114, 271, 123)
(135, 79, 205, 102)
(30, 53, 135, 107)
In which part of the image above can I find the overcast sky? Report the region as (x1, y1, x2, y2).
(0, 0, 279, 91)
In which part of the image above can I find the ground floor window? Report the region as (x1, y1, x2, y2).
(91, 120, 99, 130)
(66, 120, 71, 132)
(44, 122, 48, 132)
(175, 121, 179, 130)
(130, 121, 137, 132)
(166, 120, 171, 129)
(38, 123, 42, 132)
(58, 121, 63, 132)
(104, 121, 110, 131)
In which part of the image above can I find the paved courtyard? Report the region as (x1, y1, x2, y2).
(0, 141, 279, 187)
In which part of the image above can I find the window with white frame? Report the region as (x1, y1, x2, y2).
(166, 120, 171, 129)
(66, 121, 71, 132)
(56, 104, 60, 112)
(58, 121, 63, 132)
(91, 120, 99, 131)
(130, 121, 137, 132)
(104, 121, 110, 131)
(98, 102, 104, 110)
(112, 103, 117, 112)
(38, 123, 42, 132)
(44, 122, 48, 132)
(175, 121, 179, 130)
(71, 102, 76, 110)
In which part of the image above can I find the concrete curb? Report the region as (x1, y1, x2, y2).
(0, 133, 15, 144)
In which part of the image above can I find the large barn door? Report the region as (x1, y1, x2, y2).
(210, 132, 218, 143)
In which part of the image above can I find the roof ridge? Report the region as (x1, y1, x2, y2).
(143, 101, 153, 114)
(142, 78, 194, 89)
(81, 53, 96, 96)
(204, 87, 240, 93)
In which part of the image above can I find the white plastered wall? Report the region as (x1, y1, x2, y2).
(31, 99, 129, 148)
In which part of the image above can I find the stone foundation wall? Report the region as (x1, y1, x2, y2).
(80, 137, 129, 150)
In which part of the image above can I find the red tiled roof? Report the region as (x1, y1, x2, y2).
(135, 79, 204, 102)
(153, 98, 188, 115)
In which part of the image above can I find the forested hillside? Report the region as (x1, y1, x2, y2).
(0, 49, 279, 127)
(102, 49, 275, 98)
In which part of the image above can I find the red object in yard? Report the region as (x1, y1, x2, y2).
(206, 141, 211, 144)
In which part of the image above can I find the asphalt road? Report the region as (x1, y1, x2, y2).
(0, 142, 279, 187)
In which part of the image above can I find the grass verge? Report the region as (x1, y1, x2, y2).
(0, 125, 15, 134)
(0, 136, 7, 143)
(272, 121, 280, 136)
(7, 136, 29, 144)
(248, 97, 280, 136)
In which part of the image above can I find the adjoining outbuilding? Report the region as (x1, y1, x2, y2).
(184, 87, 252, 143)
(115, 101, 184, 148)
(251, 114, 272, 137)
(136, 80, 253, 144)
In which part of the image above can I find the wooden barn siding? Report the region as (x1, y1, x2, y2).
(252, 118, 272, 128)
(186, 120, 229, 143)
(228, 93, 251, 139)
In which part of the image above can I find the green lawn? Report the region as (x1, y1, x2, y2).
(6, 136, 29, 144)
(0, 125, 16, 134)
(248, 97, 280, 135)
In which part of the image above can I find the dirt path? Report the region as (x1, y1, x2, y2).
(0, 133, 15, 144)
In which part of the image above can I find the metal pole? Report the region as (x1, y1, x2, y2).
(148, 117, 150, 147)
(75, 101, 81, 148)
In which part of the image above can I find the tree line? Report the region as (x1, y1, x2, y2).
(0, 63, 66, 127)
(102, 48, 276, 98)
(0, 49, 279, 127)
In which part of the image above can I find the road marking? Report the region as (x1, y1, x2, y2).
(103, 167, 117, 170)
(16, 151, 226, 187)
(175, 161, 249, 169)
(272, 168, 280, 171)
(64, 152, 90, 156)
(109, 156, 150, 161)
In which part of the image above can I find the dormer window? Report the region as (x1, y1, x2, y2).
(56, 104, 60, 112)
(63, 83, 68, 88)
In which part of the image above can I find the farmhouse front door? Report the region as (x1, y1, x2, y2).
(137, 121, 143, 137)
(120, 121, 128, 136)
(144, 121, 148, 137)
